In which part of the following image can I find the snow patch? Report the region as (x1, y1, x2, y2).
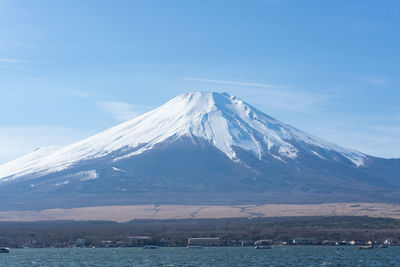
(79, 170, 98, 181)
(278, 146, 298, 159)
(112, 167, 126, 172)
(56, 180, 70, 186)
(312, 151, 326, 160)
(272, 155, 285, 162)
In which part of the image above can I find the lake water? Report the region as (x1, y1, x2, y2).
(0, 247, 399, 266)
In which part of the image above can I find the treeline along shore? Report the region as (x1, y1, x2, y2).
(1, 216, 400, 248)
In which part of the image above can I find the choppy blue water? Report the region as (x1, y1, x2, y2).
(0, 247, 399, 267)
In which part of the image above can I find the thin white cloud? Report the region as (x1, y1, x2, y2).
(0, 58, 22, 63)
(74, 91, 148, 121)
(183, 77, 286, 89)
(0, 58, 39, 64)
(73, 90, 91, 98)
(28, 77, 44, 82)
(72, 89, 114, 100)
(0, 126, 93, 164)
(244, 88, 331, 111)
(351, 20, 380, 33)
(308, 120, 400, 159)
(359, 75, 388, 86)
(183, 77, 329, 111)
(97, 101, 140, 122)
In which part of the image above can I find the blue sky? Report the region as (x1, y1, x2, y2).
(0, 0, 399, 163)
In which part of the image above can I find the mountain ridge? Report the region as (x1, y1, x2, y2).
(0, 91, 366, 182)
(0, 91, 398, 209)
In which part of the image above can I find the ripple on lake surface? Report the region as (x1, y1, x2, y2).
(0, 247, 399, 267)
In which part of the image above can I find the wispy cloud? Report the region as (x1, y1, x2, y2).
(309, 118, 400, 159)
(0, 126, 93, 164)
(359, 75, 388, 86)
(0, 58, 22, 63)
(0, 57, 39, 64)
(73, 90, 91, 98)
(97, 101, 140, 122)
(351, 20, 381, 33)
(72, 90, 114, 100)
(247, 88, 331, 111)
(263, 0, 288, 4)
(183, 77, 286, 89)
(183, 77, 330, 111)
(74, 91, 148, 122)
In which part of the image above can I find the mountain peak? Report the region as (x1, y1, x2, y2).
(166, 91, 238, 114)
(0, 91, 365, 182)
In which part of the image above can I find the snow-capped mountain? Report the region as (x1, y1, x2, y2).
(0, 92, 399, 209)
(0, 92, 364, 181)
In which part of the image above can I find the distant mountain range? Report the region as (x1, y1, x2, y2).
(0, 92, 399, 210)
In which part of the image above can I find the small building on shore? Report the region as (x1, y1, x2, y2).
(254, 240, 273, 246)
(128, 236, 152, 247)
(293, 238, 314, 245)
(76, 239, 86, 247)
(188, 238, 221, 246)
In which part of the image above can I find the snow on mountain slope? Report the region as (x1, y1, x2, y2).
(0, 92, 365, 182)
